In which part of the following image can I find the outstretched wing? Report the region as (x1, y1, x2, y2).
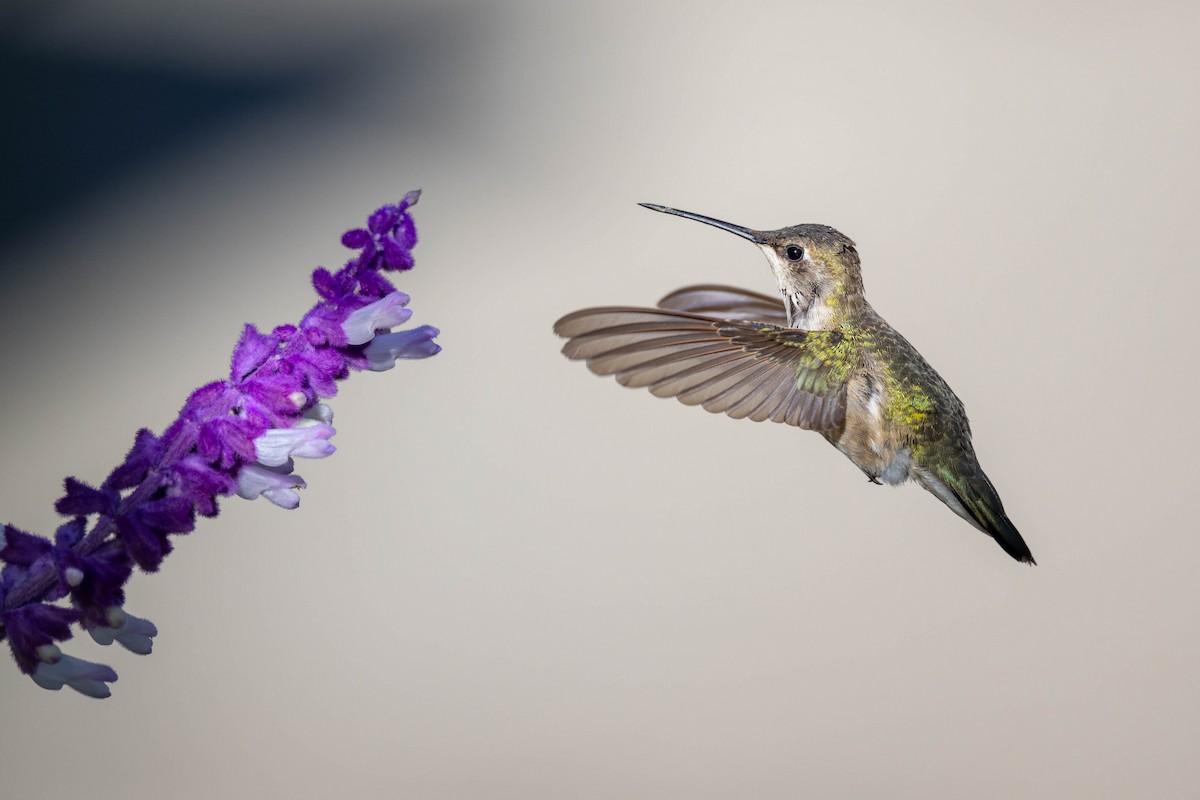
(553, 306, 856, 430)
(656, 284, 789, 324)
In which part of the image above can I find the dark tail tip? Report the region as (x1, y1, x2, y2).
(988, 512, 1036, 565)
(945, 470, 1035, 565)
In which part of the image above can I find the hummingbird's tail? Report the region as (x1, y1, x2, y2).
(914, 464, 1035, 564)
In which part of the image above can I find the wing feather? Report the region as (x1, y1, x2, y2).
(554, 303, 855, 431)
(657, 284, 789, 324)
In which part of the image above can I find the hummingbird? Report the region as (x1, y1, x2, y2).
(553, 204, 1034, 564)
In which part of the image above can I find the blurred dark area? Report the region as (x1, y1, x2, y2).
(0, 40, 326, 249)
(0, 2, 479, 252)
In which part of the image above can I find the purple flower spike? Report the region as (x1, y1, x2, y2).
(1, 194, 439, 696)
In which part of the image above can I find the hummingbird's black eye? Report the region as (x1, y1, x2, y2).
(785, 245, 805, 261)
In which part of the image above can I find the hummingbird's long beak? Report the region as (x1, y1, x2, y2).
(639, 203, 762, 244)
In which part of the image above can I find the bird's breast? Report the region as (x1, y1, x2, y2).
(834, 371, 913, 486)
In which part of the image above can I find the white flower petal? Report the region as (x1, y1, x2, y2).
(89, 609, 158, 655)
(303, 402, 334, 425)
(253, 423, 336, 467)
(31, 652, 117, 698)
(363, 325, 441, 371)
(261, 487, 303, 509)
(237, 462, 306, 507)
(341, 291, 412, 345)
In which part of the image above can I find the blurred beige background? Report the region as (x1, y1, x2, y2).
(1, 1, 1197, 797)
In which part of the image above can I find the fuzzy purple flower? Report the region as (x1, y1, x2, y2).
(0, 193, 440, 697)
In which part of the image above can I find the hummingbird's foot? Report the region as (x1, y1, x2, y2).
(866, 474, 882, 485)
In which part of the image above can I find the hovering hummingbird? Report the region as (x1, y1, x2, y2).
(553, 204, 1034, 564)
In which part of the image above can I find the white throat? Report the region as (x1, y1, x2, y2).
(784, 289, 835, 330)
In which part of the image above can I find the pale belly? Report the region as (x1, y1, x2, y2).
(827, 385, 913, 486)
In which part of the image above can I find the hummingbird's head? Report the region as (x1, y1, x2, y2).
(639, 204, 863, 329)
